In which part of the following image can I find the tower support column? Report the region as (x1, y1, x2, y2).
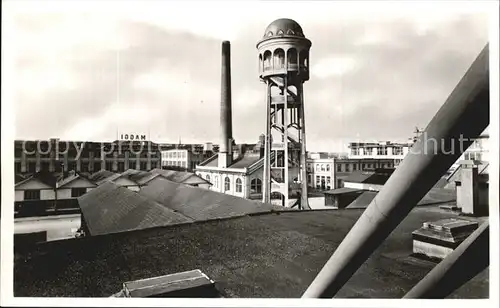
(298, 83, 310, 209)
(263, 80, 271, 204)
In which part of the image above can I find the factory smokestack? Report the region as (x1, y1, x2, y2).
(219, 40, 233, 168)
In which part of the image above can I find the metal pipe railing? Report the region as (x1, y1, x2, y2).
(302, 43, 490, 298)
(404, 221, 489, 298)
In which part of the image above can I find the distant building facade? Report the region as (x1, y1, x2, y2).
(195, 143, 265, 200)
(306, 158, 335, 190)
(14, 171, 94, 218)
(14, 139, 162, 175)
(161, 148, 213, 171)
(306, 157, 396, 190)
(348, 141, 413, 167)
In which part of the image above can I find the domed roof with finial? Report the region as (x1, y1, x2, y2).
(263, 18, 305, 39)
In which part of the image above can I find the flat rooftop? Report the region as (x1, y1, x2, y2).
(14, 206, 488, 298)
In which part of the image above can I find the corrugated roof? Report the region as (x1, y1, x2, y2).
(199, 153, 263, 170)
(77, 182, 193, 236)
(201, 154, 219, 167)
(139, 177, 286, 221)
(15, 171, 59, 189)
(150, 168, 209, 185)
(150, 169, 193, 182)
(57, 173, 79, 187)
(229, 154, 262, 169)
(57, 172, 96, 188)
(121, 169, 161, 185)
(88, 170, 118, 183)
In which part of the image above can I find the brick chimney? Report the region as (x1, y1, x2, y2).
(218, 41, 234, 168)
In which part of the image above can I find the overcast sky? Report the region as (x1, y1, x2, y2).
(7, 1, 490, 151)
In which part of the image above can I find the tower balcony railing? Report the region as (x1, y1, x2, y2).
(261, 64, 308, 79)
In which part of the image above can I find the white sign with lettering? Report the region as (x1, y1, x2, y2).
(120, 134, 147, 141)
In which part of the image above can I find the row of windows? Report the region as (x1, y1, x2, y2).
(23, 188, 87, 200)
(163, 161, 187, 168)
(315, 176, 332, 190)
(161, 151, 187, 159)
(306, 162, 394, 173)
(351, 147, 404, 156)
(306, 175, 342, 190)
(205, 175, 244, 193)
(17, 149, 156, 159)
(260, 48, 308, 72)
(464, 152, 483, 161)
(203, 174, 263, 194)
(16, 161, 157, 173)
(314, 164, 331, 172)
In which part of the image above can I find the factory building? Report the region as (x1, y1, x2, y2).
(306, 158, 335, 190)
(199, 139, 398, 199)
(14, 139, 162, 175)
(196, 141, 267, 200)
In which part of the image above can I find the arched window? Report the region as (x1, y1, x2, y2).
(251, 178, 262, 193)
(236, 178, 242, 193)
(214, 175, 218, 187)
(300, 50, 308, 68)
(263, 51, 272, 71)
(206, 174, 210, 182)
(326, 164, 330, 171)
(321, 164, 325, 171)
(316, 164, 320, 171)
(273, 49, 285, 69)
(224, 177, 230, 191)
(287, 48, 298, 65)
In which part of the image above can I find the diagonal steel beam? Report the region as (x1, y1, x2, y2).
(302, 43, 490, 298)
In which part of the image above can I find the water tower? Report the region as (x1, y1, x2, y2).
(257, 18, 311, 209)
